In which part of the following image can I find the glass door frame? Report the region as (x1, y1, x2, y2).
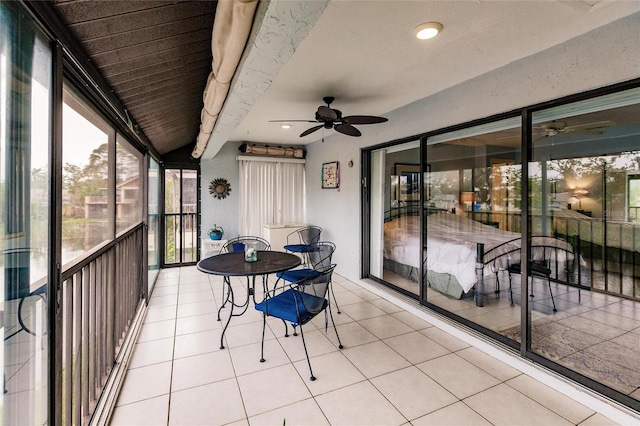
(160, 165, 201, 267)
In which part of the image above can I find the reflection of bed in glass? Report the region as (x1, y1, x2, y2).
(383, 208, 577, 300)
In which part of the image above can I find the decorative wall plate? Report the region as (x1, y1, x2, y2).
(209, 178, 231, 199)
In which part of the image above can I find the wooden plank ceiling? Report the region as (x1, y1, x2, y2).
(52, 0, 217, 156)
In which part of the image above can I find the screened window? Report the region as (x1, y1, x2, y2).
(62, 84, 113, 265)
(116, 134, 142, 233)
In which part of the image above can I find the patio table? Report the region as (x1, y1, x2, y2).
(197, 250, 301, 349)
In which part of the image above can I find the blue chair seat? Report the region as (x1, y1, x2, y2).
(254, 265, 342, 381)
(284, 244, 320, 253)
(276, 268, 321, 283)
(255, 289, 326, 325)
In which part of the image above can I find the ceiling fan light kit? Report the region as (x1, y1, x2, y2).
(414, 21, 443, 40)
(271, 96, 388, 138)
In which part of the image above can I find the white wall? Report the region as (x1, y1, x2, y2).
(305, 13, 640, 282)
(201, 141, 242, 241)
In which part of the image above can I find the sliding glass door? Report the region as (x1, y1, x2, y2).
(423, 118, 523, 334)
(530, 87, 640, 403)
(1, 3, 51, 423)
(148, 157, 160, 288)
(367, 141, 421, 297)
(364, 84, 640, 408)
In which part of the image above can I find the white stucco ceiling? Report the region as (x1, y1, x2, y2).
(202, 0, 639, 158)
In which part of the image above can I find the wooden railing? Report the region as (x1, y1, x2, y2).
(60, 224, 144, 425)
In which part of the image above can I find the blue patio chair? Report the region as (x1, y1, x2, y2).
(275, 241, 340, 314)
(284, 226, 322, 267)
(255, 264, 343, 381)
(286, 225, 322, 247)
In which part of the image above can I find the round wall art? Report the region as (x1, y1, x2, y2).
(209, 178, 231, 199)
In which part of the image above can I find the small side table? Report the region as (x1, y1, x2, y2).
(201, 238, 228, 258)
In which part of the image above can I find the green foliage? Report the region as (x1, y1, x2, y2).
(208, 224, 223, 233)
(63, 143, 109, 212)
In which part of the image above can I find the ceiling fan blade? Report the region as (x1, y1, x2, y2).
(270, 119, 319, 123)
(565, 120, 615, 130)
(342, 115, 388, 125)
(300, 124, 324, 137)
(334, 123, 361, 137)
(317, 106, 338, 121)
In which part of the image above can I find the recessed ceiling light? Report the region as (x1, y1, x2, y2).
(281, 124, 292, 129)
(414, 22, 443, 40)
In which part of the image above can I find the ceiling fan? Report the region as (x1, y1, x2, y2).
(271, 96, 388, 138)
(535, 119, 613, 139)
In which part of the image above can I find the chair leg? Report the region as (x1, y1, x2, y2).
(529, 276, 536, 299)
(547, 276, 557, 312)
(297, 325, 315, 381)
(330, 282, 341, 314)
(260, 314, 267, 362)
(328, 305, 343, 350)
(508, 272, 514, 306)
(282, 319, 289, 337)
(495, 272, 500, 294)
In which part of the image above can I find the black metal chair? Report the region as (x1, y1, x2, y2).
(286, 225, 322, 247)
(496, 237, 576, 312)
(285, 226, 322, 269)
(255, 264, 343, 381)
(508, 260, 557, 312)
(221, 236, 271, 253)
(275, 241, 340, 314)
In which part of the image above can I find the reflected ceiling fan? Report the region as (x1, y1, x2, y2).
(270, 96, 388, 138)
(534, 119, 614, 139)
(497, 119, 615, 143)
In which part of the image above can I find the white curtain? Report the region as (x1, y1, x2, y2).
(239, 159, 306, 236)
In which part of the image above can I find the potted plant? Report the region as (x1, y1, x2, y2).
(208, 224, 224, 240)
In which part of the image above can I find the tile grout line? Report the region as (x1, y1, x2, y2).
(164, 269, 183, 426)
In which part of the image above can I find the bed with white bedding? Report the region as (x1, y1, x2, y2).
(383, 211, 576, 299)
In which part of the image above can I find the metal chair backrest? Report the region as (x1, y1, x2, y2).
(307, 241, 335, 271)
(221, 236, 271, 253)
(297, 226, 322, 245)
(298, 264, 336, 314)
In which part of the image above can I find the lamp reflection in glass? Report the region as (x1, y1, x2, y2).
(460, 192, 475, 211)
(572, 188, 589, 209)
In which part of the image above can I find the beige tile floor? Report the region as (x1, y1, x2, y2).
(110, 266, 634, 426)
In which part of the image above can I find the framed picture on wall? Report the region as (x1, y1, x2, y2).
(322, 161, 340, 189)
(394, 163, 421, 202)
